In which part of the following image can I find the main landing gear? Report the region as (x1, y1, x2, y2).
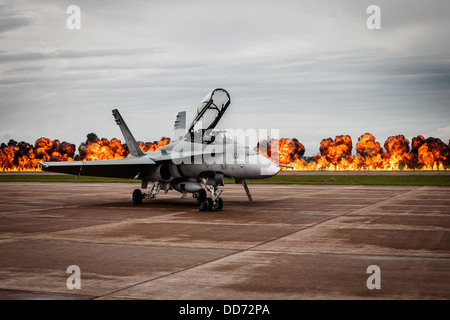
(132, 181, 170, 205)
(196, 187, 223, 211)
(131, 180, 224, 211)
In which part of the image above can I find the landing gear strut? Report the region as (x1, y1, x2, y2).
(131, 181, 171, 205)
(131, 178, 225, 212)
(198, 183, 223, 211)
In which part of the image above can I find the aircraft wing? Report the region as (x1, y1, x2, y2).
(39, 157, 156, 179)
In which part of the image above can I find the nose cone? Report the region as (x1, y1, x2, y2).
(258, 154, 279, 177)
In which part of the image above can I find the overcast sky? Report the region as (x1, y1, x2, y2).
(1, 0, 449, 155)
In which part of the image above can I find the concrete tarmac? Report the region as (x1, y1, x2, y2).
(0, 182, 449, 300)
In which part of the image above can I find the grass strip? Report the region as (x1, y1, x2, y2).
(1, 174, 449, 186)
(239, 175, 450, 186)
(0, 175, 136, 183)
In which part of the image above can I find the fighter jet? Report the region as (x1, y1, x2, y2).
(39, 88, 280, 211)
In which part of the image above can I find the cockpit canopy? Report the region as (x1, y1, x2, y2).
(202, 129, 234, 143)
(188, 88, 231, 137)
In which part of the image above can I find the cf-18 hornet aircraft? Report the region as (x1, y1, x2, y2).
(39, 88, 281, 211)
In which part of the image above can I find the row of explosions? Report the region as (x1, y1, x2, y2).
(0, 133, 170, 172)
(258, 133, 450, 171)
(1, 132, 449, 172)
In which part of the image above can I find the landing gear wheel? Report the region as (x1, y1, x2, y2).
(132, 189, 143, 205)
(206, 198, 213, 211)
(199, 200, 207, 211)
(199, 198, 214, 211)
(196, 189, 207, 205)
(215, 197, 223, 210)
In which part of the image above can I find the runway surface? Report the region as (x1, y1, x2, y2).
(0, 182, 449, 300)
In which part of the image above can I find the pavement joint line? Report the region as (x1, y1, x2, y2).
(245, 186, 424, 252)
(93, 211, 338, 299)
(2, 183, 448, 299)
(242, 185, 450, 259)
(0, 205, 81, 215)
(247, 249, 450, 261)
(339, 185, 423, 215)
(94, 248, 242, 300)
(93, 221, 319, 299)
(94, 189, 414, 299)
(93, 185, 417, 299)
(0, 217, 122, 244)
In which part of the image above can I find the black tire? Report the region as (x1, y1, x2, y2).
(206, 198, 213, 211)
(199, 200, 208, 211)
(196, 189, 207, 204)
(132, 189, 143, 205)
(216, 197, 223, 210)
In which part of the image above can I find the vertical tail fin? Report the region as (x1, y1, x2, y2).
(112, 109, 145, 157)
(170, 111, 187, 143)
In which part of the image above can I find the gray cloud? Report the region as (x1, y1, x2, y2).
(1, 0, 449, 156)
(0, 16, 31, 34)
(0, 3, 33, 35)
(0, 47, 164, 63)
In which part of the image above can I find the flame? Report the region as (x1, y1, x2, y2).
(78, 134, 129, 161)
(411, 135, 449, 170)
(139, 137, 171, 152)
(1, 133, 170, 172)
(0, 138, 76, 172)
(2, 131, 449, 172)
(257, 133, 449, 171)
(257, 138, 305, 165)
(315, 135, 353, 167)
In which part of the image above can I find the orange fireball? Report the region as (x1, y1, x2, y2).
(1, 131, 449, 172)
(0, 133, 171, 172)
(256, 138, 305, 165)
(262, 133, 449, 171)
